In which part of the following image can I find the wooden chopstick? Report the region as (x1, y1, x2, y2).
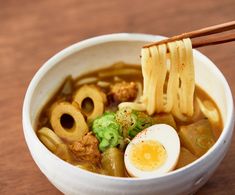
(192, 32, 235, 48)
(143, 21, 235, 48)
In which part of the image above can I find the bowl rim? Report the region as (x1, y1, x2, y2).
(22, 33, 234, 182)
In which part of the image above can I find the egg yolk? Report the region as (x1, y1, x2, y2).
(130, 140, 167, 171)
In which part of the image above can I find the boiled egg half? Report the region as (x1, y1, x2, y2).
(124, 124, 180, 178)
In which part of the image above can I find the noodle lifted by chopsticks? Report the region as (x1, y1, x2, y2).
(119, 38, 195, 121)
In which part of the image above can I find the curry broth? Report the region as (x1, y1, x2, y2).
(37, 63, 223, 175)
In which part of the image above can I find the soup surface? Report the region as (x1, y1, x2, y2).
(37, 63, 223, 177)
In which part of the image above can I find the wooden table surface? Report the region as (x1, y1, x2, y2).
(0, 0, 234, 194)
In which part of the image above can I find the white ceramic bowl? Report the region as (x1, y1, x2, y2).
(22, 33, 234, 195)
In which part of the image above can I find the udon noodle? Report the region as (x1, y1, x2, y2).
(119, 38, 195, 121)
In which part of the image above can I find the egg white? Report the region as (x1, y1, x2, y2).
(124, 124, 180, 178)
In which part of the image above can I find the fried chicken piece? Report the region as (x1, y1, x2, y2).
(110, 82, 138, 102)
(69, 132, 101, 164)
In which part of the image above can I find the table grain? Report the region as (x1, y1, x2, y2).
(0, 0, 234, 194)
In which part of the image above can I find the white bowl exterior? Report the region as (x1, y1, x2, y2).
(23, 33, 234, 195)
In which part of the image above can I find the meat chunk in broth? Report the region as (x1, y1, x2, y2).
(69, 132, 101, 165)
(110, 82, 138, 102)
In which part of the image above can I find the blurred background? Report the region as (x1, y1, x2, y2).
(0, 0, 234, 194)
